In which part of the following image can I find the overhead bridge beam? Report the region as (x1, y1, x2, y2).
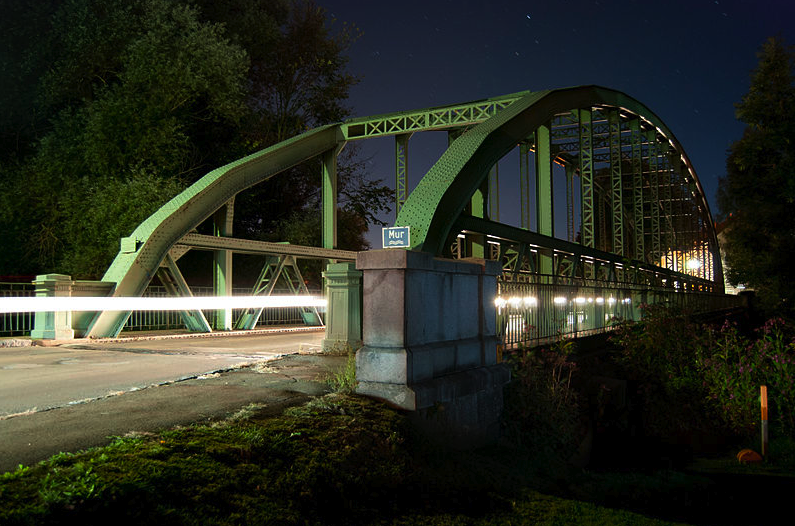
(175, 233, 357, 260)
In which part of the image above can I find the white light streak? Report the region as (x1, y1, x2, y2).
(553, 296, 567, 305)
(0, 295, 327, 314)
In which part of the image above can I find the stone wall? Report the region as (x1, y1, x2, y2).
(355, 250, 510, 448)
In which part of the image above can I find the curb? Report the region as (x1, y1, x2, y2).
(2, 326, 325, 348)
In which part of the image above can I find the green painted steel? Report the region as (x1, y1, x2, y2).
(82, 84, 725, 339)
(535, 124, 554, 275)
(87, 124, 343, 337)
(519, 141, 532, 230)
(322, 147, 340, 250)
(630, 119, 645, 262)
(395, 133, 411, 216)
(608, 109, 624, 257)
(488, 163, 500, 222)
(341, 92, 528, 139)
(578, 108, 595, 250)
(212, 199, 234, 330)
(157, 254, 212, 333)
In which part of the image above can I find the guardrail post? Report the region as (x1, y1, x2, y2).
(322, 262, 362, 352)
(30, 274, 74, 340)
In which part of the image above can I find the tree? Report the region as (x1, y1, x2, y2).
(0, 0, 391, 279)
(717, 37, 795, 315)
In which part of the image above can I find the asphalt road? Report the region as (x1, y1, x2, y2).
(0, 330, 325, 417)
(0, 329, 346, 472)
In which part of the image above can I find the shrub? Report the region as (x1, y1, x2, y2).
(612, 305, 795, 442)
(503, 338, 581, 460)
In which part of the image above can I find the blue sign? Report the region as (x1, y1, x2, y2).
(382, 226, 410, 248)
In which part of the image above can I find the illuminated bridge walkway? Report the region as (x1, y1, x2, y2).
(4, 86, 741, 349)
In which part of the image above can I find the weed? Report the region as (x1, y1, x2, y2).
(326, 349, 357, 394)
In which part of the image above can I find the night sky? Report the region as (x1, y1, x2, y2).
(319, 0, 795, 245)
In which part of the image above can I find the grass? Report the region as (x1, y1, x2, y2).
(0, 394, 697, 526)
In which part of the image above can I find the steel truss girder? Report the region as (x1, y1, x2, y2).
(174, 233, 356, 260)
(454, 215, 715, 291)
(234, 254, 323, 330)
(342, 92, 527, 139)
(629, 119, 645, 262)
(579, 108, 595, 251)
(608, 109, 624, 256)
(157, 253, 212, 333)
(395, 133, 412, 216)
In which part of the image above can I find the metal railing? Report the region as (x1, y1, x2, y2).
(496, 276, 745, 348)
(0, 283, 35, 336)
(123, 286, 325, 331)
(0, 283, 324, 337)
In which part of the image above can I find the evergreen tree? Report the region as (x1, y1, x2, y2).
(717, 37, 795, 315)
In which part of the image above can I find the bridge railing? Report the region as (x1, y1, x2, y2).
(124, 286, 325, 332)
(496, 276, 745, 349)
(0, 282, 35, 337)
(0, 283, 324, 337)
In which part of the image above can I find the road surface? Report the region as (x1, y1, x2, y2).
(0, 330, 325, 418)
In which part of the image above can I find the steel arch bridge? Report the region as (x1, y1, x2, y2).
(83, 85, 730, 340)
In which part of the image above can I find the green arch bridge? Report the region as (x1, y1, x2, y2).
(70, 85, 737, 344)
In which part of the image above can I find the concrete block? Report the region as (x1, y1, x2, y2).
(362, 269, 405, 347)
(357, 381, 417, 410)
(455, 339, 482, 369)
(356, 346, 408, 384)
(430, 343, 456, 377)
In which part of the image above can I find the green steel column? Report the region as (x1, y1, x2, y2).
(659, 144, 675, 271)
(578, 108, 595, 250)
(212, 198, 234, 330)
(630, 120, 644, 262)
(519, 140, 532, 230)
(322, 147, 338, 250)
(395, 133, 411, 217)
(535, 123, 553, 274)
(565, 164, 575, 242)
(321, 262, 363, 351)
(488, 162, 500, 222)
(470, 178, 487, 258)
(669, 151, 684, 273)
(646, 131, 662, 265)
(608, 109, 624, 256)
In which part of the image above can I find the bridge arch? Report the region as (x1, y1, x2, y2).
(395, 85, 722, 288)
(83, 85, 725, 338)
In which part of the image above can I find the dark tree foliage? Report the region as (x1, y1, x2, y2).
(0, 0, 389, 279)
(717, 37, 795, 315)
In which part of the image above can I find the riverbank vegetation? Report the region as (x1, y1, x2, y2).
(2, 306, 794, 525)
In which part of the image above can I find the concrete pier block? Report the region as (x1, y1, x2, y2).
(355, 250, 509, 448)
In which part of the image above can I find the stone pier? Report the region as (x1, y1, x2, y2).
(355, 250, 510, 449)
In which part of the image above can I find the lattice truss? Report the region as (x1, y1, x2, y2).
(448, 106, 718, 291)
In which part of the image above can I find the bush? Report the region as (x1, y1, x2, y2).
(503, 338, 581, 460)
(612, 305, 795, 443)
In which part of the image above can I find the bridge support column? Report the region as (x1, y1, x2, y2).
(322, 262, 362, 352)
(355, 250, 510, 449)
(30, 274, 74, 340)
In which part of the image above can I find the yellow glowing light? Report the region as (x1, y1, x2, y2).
(686, 258, 702, 270)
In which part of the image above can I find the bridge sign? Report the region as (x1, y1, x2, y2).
(382, 226, 410, 248)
